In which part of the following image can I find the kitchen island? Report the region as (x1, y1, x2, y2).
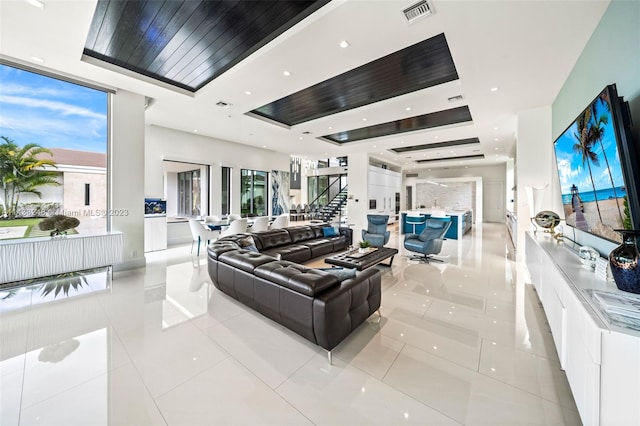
(400, 209, 472, 240)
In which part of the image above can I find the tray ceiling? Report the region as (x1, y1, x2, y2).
(83, 0, 329, 92)
(250, 33, 459, 127)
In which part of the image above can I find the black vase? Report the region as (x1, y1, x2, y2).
(609, 230, 640, 294)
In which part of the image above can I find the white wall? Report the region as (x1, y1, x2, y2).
(515, 106, 553, 257)
(347, 152, 369, 243)
(145, 125, 289, 217)
(111, 90, 146, 271)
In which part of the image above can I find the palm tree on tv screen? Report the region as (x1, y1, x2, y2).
(588, 95, 624, 225)
(572, 111, 603, 223)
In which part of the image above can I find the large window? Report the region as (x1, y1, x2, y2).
(241, 169, 267, 217)
(177, 169, 201, 216)
(0, 62, 108, 239)
(221, 166, 231, 215)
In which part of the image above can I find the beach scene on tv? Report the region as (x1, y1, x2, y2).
(554, 89, 631, 243)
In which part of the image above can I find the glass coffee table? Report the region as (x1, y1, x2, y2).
(325, 247, 398, 271)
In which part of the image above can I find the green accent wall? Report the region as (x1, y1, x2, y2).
(553, 0, 640, 141)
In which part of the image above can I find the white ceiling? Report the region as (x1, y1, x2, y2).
(0, 0, 610, 172)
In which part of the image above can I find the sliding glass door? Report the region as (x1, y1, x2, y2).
(241, 169, 267, 216)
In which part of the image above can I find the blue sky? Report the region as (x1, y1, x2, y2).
(554, 96, 625, 197)
(0, 64, 107, 153)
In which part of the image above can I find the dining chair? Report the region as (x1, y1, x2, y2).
(228, 213, 242, 223)
(269, 214, 289, 229)
(220, 218, 248, 237)
(250, 216, 269, 232)
(189, 219, 219, 256)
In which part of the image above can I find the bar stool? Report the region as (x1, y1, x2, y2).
(405, 213, 426, 234)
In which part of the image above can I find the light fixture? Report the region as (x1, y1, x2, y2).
(434, 135, 439, 139)
(262, 145, 266, 148)
(495, 147, 499, 150)
(26, 0, 44, 9)
(283, 70, 291, 76)
(493, 127, 499, 130)
(362, 118, 367, 121)
(328, 126, 333, 130)
(193, 129, 198, 133)
(30, 56, 44, 63)
(373, 145, 376, 148)
(245, 90, 252, 95)
(339, 40, 350, 48)
(298, 137, 303, 140)
(405, 107, 411, 111)
(490, 87, 499, 92)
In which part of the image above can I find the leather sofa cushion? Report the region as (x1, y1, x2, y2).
(287, 226, 317, 243)
(255, 261, 340, 296)
(251, 229, 292, 250)
(207, 241, 241, 260)
(267, 244, 311, 263)
(310, 225, 326, 238)
(218, 250, 276, 273)
(301, 238, 334, 257)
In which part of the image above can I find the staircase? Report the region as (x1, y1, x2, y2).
(316, 187, 348, 223)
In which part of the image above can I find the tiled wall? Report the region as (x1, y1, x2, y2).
(416, 182, 475, 210)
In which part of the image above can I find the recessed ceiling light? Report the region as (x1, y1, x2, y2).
(493, 127, 499, 130)
(339, 40, 350, 48)
(373, 145, 376, 148)
(490, 87, 499, 92)
(465, 166, 469, 168)
(362, 118, 367, 122)
(193, 129, 198, 133)
(400, 140, 405, 144)
(30, 56, 44, 63)
(283, 70, 291, 76)
(328, 126, 333, 130)
(245, 91, 252, 95)
(26, 0, 44, 9)
(299, 137, 303, 140)
(434, 136, 439, 139)
(262, 145, 266, 148)
(405, 107, 411, 111)
(495, 147, 499, 150)
(450, 150, 454, 154)
(494, 138, 499, 141)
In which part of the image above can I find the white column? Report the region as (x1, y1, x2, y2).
(111, 90, 146, 271)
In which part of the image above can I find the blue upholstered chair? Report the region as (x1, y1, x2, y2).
(361, 214, 390, 248)
(403, 218, 452, 262)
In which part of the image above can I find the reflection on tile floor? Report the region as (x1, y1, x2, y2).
(0, 224, 580, 425)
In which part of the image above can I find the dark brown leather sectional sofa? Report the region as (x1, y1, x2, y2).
(207, 224, 382, 361)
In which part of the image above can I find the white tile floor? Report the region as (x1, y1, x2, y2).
(0, 223, 581, 425)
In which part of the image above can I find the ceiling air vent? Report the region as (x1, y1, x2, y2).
(403, 0, 433, 24)
(406, 173, 419, 178)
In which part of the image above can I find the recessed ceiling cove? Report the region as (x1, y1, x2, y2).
(322, 106, 472, 144)
(250, 33, 459, 126)
(83, 0, 329, 92)
(390, 137, 480, 153)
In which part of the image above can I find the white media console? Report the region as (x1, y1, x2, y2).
(0, 232, 123, 284)
(525, 232, 640, 426)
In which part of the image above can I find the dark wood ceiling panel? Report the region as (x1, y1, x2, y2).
(321, 106, 472, 144)
(251, 33, 458, 126)
(390, 138, 480, 153)
(84, 0, 329, 92)
(416, 154, 485, 163)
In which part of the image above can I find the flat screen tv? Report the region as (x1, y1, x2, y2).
(553, 84, 640, 243)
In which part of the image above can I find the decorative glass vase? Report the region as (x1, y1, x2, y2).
(609, 230, 640, 294)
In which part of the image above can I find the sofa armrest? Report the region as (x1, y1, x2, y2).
(312, 267, 381, 351)
(339, 227, 353, 245)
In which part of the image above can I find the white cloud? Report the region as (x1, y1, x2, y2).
(0, 95, 105, 120)
(0, 83, 70, 98)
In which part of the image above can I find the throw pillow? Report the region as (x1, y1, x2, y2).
(237, 235, 259, 253)
(316, 267, 356, 281)
(322, 227, 339, 237)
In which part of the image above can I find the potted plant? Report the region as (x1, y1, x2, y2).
(358, 240, 370, 253)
